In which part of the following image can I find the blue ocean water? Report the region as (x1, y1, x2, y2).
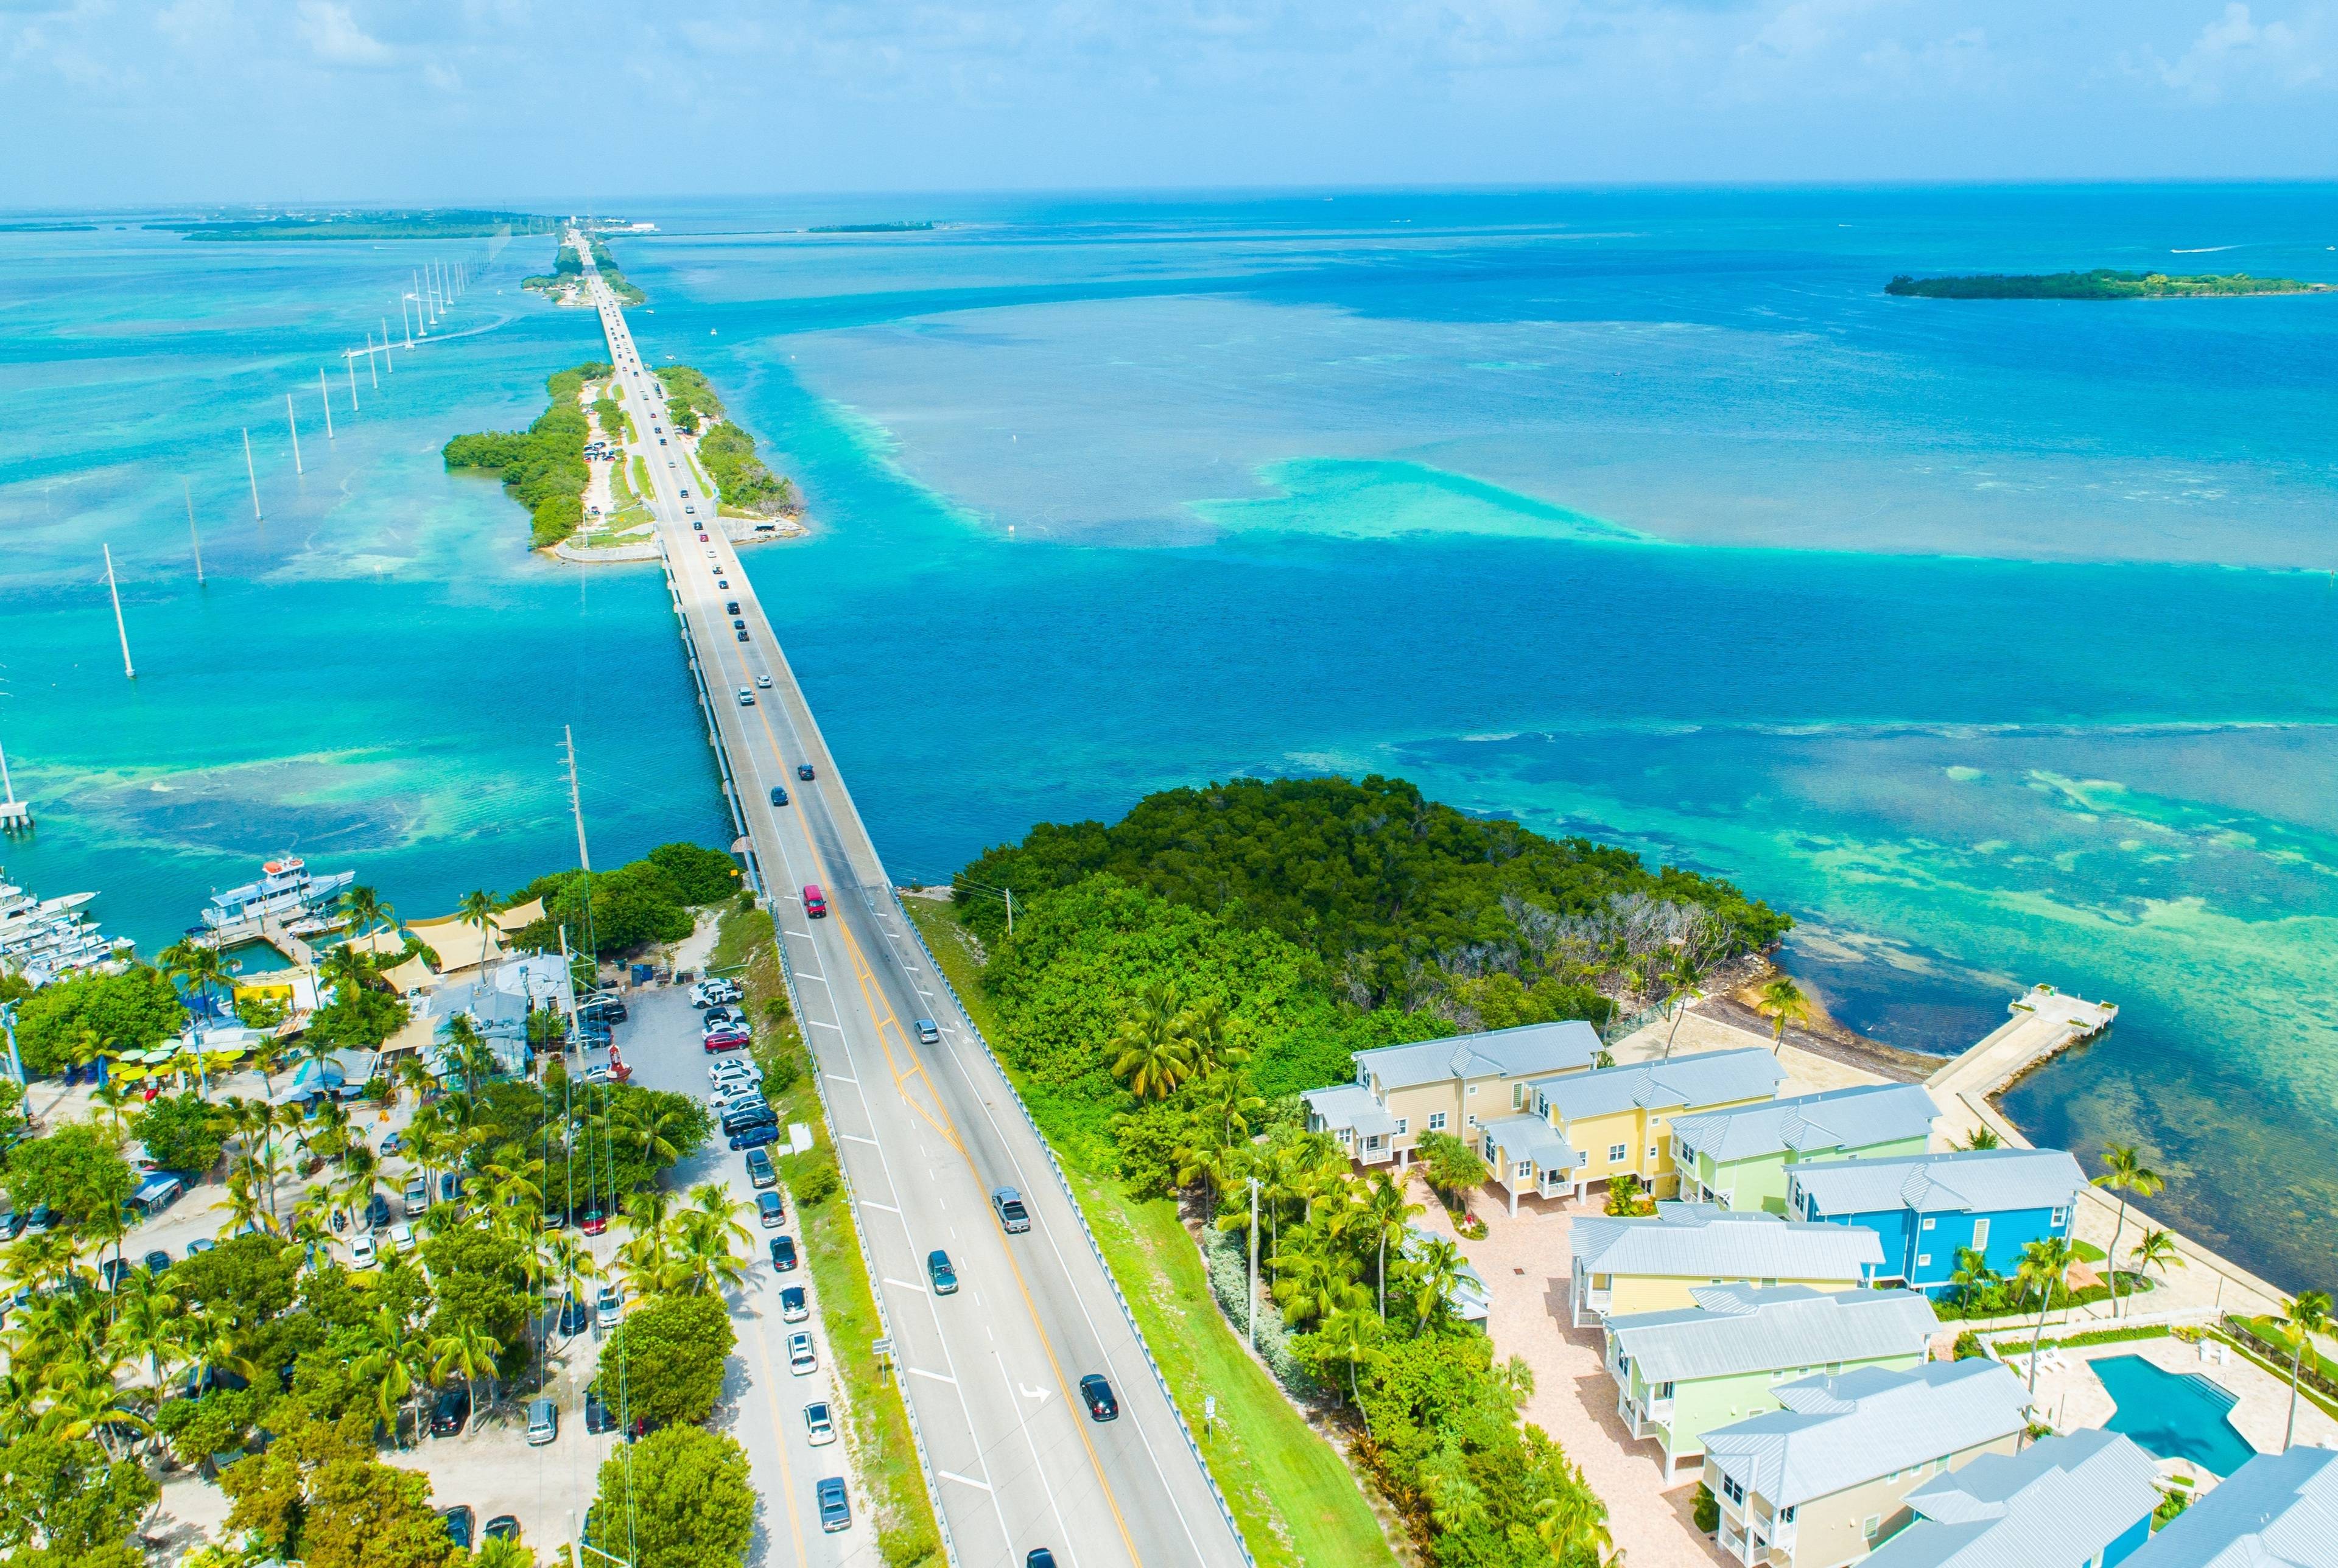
(3, 187, 2336, 1286)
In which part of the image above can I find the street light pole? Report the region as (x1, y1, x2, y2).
(1248, 1175, 1260, 1352)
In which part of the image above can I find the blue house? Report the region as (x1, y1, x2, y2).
(1864, 1429, 2163, 1568)
(1786, 1149, 2084, 1294)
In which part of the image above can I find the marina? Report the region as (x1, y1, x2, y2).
(0, 871, 130, 984)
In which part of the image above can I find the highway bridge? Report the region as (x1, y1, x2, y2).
(575, 236, 1252, 1568)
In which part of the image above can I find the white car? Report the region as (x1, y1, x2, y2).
(595, 1284, 623, 1331)
(736, 688, 754, 707)
(388, 1222, 415, 1253)
(787, 1332, 817, 1376)
(349, 1234, 378, 1270)
(755, 674, 772, 689)
(804, 1401, 837, 1446)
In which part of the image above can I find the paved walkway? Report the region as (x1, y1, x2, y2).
(1409, 1173, 1732, 1568)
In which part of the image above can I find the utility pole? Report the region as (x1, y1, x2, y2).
(348, 351, 360, 410)
(563, 725, 593, 875)
(1005, 886, 1014, 936)
(286, 393, 303, 475)
(242, 427, 262, 520)
(103, 544, 135, 679)
(185, 482, 204, 584)
(1248, 1176, 1261, 1351)
(318, 368, 334, 439)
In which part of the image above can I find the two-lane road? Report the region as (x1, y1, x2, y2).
(574, 237, 1249, 1568)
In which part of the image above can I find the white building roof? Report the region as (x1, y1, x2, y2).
(1704, 1362, 2032, 1508)
(1572, 1209, 1885, 1283)
(1868, 1430, 2164, 1568)
(1353, 1020, 1600, 1091)
(1605, 1285, 1937, 1384)
(2127, 1448, 2338, 1568)
(1791, 1149, 2086, 1219)
(1303, 1083, 1399, 1139)
(1670, 1083, 1940, 1165)
(1534, 1048, 1785, 1124)
(1481, 1113, 1579, 1172)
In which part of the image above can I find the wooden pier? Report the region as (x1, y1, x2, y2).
(1928, 982, 2118, 1101)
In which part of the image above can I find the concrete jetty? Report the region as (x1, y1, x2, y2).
(1927, 982, 2118, 1100)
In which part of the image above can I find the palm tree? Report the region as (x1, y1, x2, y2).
(342, 884, 395, 942)
(1948, 1245, 2001, 1312)
(159, 937, 231, 1031)
(2130, 1228, 2184, 1293)
(1660, 949, 1708, 1060)
(429, 1320, 505, 1423)
(2093, 1144, 2165, 1318)
(1181, 996, 1249, 1079)
(1315, 1306, 1382, 1418)
(458, 888, 499, 975)
(1273, 1245, 1366, 1330)
(1111, 986, 1195, 1101)
(1406, 1235, 1466, 1329)
(108, 1269, 186, 1388)
(1959, 1127, 2003, 1151)
(1755, 976, 1811, 1055)
(2015, 1237, 2076, 1396)
(353, 1305, 427, 1445)
(1533, 1480, 1613, 1568)
(1361, 1170, 1424, 1320)
(2278, 1290, 2333, 1451)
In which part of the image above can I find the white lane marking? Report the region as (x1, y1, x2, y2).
(938, 1469, 992, 1493)
(808, 1020, 845, 1032)
(824, 1072, 859, 1085)
(841, 1134, 882, 1147)
(989, 1345, 1079, 1562)
(1020, 1384, 1048, 1401)
(795, 973, 832, 988)
(884, 1277, 930, 1295)
(915, 988, 935, 999)
(905, 1365, 958, 1385)
(859, 1200, 901, 1214)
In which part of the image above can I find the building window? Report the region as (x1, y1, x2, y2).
(1648, 1145, 1659, 1162)
(1466, 1115, 1479, 1129)
(1608, 1143, 1629, 1163)
(1722, 1476, 1746, 1505)
(1971, 1217, 1990, 1250)
(1921, 1217, 1936, 1231)
(1655, 1381, 1674, 1399)
(1428, 1112, 1447, 1132)
(1916, 1253, 1931, 1268)
(1394, 1118, 1409, 1135)
(1780, 1507, 1795, 1524)
(2051, 1206, 2068, 1228)
(1467, 1085, 1478, 1097)
(1864, 1516, 1881, 1541)
(1515, 1161, 1532, 1181)
(1483, 1136, 1495, 1161)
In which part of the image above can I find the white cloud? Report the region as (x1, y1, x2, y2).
(2158, 2, 2326, 100)
(295, 0, 395, 67)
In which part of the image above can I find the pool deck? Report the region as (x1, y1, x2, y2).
(2019, 1337, 2338, 1485)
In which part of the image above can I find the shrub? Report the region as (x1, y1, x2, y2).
(1199, 1225, 1316, 1395)
(789, 1149, 840, 1209)
(1693, 1482, 1720, 1533)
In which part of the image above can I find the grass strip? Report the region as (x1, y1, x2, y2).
(718, 902, 944, 1565)
(898, 895, 1402, 1568)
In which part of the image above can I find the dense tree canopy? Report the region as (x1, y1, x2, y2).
(597, 1292, 734, 1428)
(591, 1425, 755, 1568)
(0, 1433, 158, 1563)
(220, 1415, 459, 1568)
(442, 362, 608, 548)
(2, 1121, 135, 1227)
(956, 774, 1787, 1010)
(11, 966, 185, 1077)
(513, 845, 737, 957)
(133, 1092, 230, 1173)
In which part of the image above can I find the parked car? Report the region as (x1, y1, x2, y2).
(787, 1332, 817, 1375)
(805, 1400, 837, 1446)
(722, 1107, 778, 1136)
(525, 1397, 559, 1446)
(581, 1209, 608, 1236)
(430, 1385, 471, 1436)
(580, 996, 628, 1023)
(745, 1148, 776, 1189)
(389, 1222, 416, 1253)
(802, 884, 827, 919)
(992, 1188, 1031, 1233)
(558, 1292, 590, 1336)
(816, 1476, 851, 1533)
(485, 1514, 521, 1542)
(704, 1033, 749, 1056)
(102, 1258, 133, 1291)
(349, 1234, 378, 1270)
(381, 1131, 406, 1155)
(914, 1018, 941, 1045)
(769, 785, 790, 807)
(729, 1124, 781, 1151)
(438, 1172, 465, 1205)
(185, 1237, 215, 1258)
(142, 1247, 173, 1275)
(440, 1505, 475, 1548)
(595, 1284, 623, 1331)
(926, 1250, 958, 1295)
(367, 1193, 392, 1230)
(769, 1235, 798, 1271)
(758, 1192, 786, 1228)
(779, 1285, 809, 1323)
(584, 1382, 619, 1433)
(404, 1174, 429, 1217)
(0, 1211, 22, 1241)
(1079, 1374, 1119, 1422)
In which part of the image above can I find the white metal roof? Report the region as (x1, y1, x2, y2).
(1669, 1082, 1940, 1165)
(1703, 1362, 2032, 1508)
(1605, 1284, 1937, 1384)
(1532, 1048, 1786, 1125)
(1790, 1149, 2085, 1219)
(1571, 1209, 1885, 1282)
(2128, 1448, 2338, 1568)
(1867, 1430, 2164, 1568)
(1481, 1112, 1580, 1172)
(1302, 1083, 1399, 1139)
(1354, 1019, 1601, 1090)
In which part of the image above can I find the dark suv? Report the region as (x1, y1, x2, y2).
(430, 1385, 472, 1437)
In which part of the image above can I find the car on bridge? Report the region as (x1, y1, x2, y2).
(756, 674, 771, 688)
(802, 885, 827, 919)
(797, 763, 816, 780)
(992, 1188, 1030, 1233)
(736, 688, 754, 706)
(1079, 1374, 1119, 1422)
(769, 785, 788, 807)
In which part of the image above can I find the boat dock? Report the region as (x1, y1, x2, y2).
(198, 912, 320, 969)
(1927, 982, 2119, 1101)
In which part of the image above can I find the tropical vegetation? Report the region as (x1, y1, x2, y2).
(653, 364, 797, 517)
(1887, 269, 2331, 299)
(443, 361, 609, 548)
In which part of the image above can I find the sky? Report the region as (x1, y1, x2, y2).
(0, 0, 2332, 205)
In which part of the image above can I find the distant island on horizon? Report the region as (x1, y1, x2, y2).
(807, 220, 936, 234)
(149, 208, 558, 242)
(1888, 268, 2333, 299)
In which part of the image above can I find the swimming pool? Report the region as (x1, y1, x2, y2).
(2092, 1354, 2262, 1477)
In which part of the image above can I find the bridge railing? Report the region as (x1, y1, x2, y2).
(886, 889, 1258, 1567)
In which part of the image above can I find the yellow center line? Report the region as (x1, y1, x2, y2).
(751, 1303, 815, 1568)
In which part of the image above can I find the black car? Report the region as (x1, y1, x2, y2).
(585, 1381, 617, 1433)
(1079, 1374, 1118, 1422)
(102, 1258, 133, 1291)
(769, 785, 789, 807)
(430, 1385, 471, 1437)
(484, 1514, 521, 1542)
(558, 1292, 590, 1335)
(439, 1172, 466, 1205)
(723, 1107, 779, 1135)
(0, 1210, 23, 1241)
(731, 618, 746, 631)
(440, 1505, 474, 1548)
(142, 1248, 172, 1275)
(580, 996, 628, 1023)
(1028, 1553, 1059, 1568)
(367, 1194, 392, 1230)
(796, 763, 815, 780)
(736, 629, 749, 642)
(768, 1235, 798, 1271)
(725, 600, 739, 614)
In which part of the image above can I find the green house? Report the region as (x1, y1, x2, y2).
(1668, 1084, 1937, 1214)
(1604, 1284, 1939, 1474)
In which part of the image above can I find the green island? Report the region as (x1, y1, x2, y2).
(1886, 268, 2332, 299)
(654, 365, 801, 519)
(442, 362, 604, 548)
(524, 234, 644, 306)
(892, 775, 1788, 1568)
(807, 220, 936, 234)
(149, 208, 557, 242)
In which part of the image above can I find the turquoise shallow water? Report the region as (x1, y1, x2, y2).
(4, 188, 2337, 1287)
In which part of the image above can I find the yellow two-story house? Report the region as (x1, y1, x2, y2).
(1569, 1205, 1886, 1326)
(1302, 1020, 1601, 1169)
(1498, 1048, 1786, 1213)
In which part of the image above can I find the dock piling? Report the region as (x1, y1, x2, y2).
(286, 393, 303, 475)
(348, 351, 360, 410)
(242, 428, 262, 520)
(318, 368, 334, 439)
